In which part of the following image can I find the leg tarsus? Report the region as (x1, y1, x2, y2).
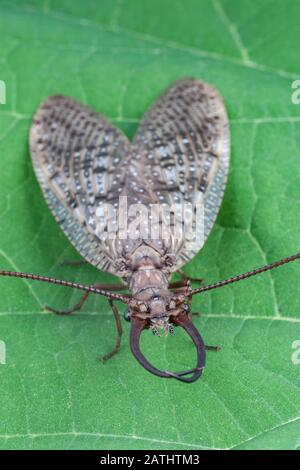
(192, 311, 202, 317)
(205, 345, 221, 352)
(44, 282, 127, 316)
(45, 291, 90, 315)
(100, 300, 123, 362)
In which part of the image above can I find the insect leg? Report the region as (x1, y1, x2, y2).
(189, 312, 221, 351)
(100, 300, 123, 362)
(190, 313, 221, 350)
(169, 279, 189, 289)
(205, 345, 221, 352)
(177, 269, 204, 284)
(45, 291, 89, 315)
(45, 283, 127, 315)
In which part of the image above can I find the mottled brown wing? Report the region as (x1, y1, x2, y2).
(133, 77, 230, 269)
(29, 95, 131, 272)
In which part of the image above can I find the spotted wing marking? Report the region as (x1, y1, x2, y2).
(30, 95, 131, 273)
(133, 78, 230, 269)
(30, 79, 230, 276)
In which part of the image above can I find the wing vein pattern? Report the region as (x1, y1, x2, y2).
(30, 78, 230, 275)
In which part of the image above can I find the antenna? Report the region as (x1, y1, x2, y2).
(0, 270, 130, 303)
(191, 253, 300, 295)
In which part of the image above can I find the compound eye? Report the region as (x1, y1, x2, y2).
(183, 303, 190, 315)
(124, 308, 131, 322)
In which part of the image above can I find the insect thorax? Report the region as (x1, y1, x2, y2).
(118, 243, 170, 296)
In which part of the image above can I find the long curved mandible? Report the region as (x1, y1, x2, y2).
(130, 314, 206, 383)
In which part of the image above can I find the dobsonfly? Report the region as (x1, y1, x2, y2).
(1, 78, 299, 382)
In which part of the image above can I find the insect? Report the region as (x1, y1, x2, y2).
(1, 78, 299, 382)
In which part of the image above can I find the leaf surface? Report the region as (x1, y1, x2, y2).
(0, 0, 299, 450)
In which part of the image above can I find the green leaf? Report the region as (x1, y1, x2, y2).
(0, 0, 300, 450)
